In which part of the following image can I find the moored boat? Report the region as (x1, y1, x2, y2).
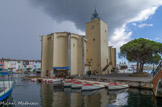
(106, 83, 129, 91)
(42, 78, 62, 83)
(0, 72, 14, 101)
(71, 81, 82, 89)
(82, 83, 104, 91)
(63, 81, 73, 87)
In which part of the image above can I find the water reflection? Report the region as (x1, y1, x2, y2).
(2, 74, 162, 107)
(41, 83, 162, 107)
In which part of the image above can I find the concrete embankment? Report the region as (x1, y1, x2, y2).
(75, 73, 153, 90)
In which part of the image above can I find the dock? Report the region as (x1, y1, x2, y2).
(75, 73, 153, 89)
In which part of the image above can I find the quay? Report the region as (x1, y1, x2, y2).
(75, 73, 153, 89)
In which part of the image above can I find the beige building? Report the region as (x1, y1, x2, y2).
(41, 32, 87, 77)
(41, 9, 116, 77)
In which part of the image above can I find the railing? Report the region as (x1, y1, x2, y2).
(154, 60, 162, 77)
(102, 65, 109, 71)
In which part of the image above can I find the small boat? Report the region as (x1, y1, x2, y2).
(53, 78, 62, 82)
(71, 81, 82, 89)
(106, 83, 129, 91)
(63, 81, 73, 87)
(31, 78, 37, 82)
(0, 72, 14, 101)
(82, 83, 104, 91)
(42, 78, 62, 83)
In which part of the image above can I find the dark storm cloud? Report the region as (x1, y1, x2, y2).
(29, 0, 157, 35)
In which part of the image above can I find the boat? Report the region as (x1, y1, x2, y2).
(63, 79, 78, 87)
(82, 83, 104, 91)
(71, 81, 82, 89)
(106, 83, 129, 91)
(53, 78, 62, 84)
(0, 72, 14, 101)
(42, 78, 62, 83)
(31, 78, 37, 82)
(63, 81, 73, 87)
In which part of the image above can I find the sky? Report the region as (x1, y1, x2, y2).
(0, 0, 162, 62)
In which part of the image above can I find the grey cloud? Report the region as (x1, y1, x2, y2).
(29, 0, 156, 36)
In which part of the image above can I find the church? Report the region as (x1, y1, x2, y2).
(41, 9, 116, 77)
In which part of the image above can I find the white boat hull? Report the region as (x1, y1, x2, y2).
(82, 85, 104, 91)
(107, 84, 129, 90)
(63, 82, 73, 87)
(71, 84, 83, 89)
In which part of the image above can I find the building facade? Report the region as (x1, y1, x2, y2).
(41, 32, 87, 77)
(0, 58, 41, 72)
(41, 10, 116, 77)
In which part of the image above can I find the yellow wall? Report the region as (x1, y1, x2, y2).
(100, 20, 109, 73)
(41, 19, 116, 77)
(112, 48, 116, 68)
(86, 19, 109, 74)
(41, 32, 86, 77)
(41, 36, 49, 77)
(71, 36, 78, 75)
(86, 20, 101, 74)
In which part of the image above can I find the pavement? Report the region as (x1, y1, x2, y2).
(76, 73, 153, 82)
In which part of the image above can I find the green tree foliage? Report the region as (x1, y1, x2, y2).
(120, 38, 162, 73)
(26, 67, 31, 71)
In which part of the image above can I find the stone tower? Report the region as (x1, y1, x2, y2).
(86, 9, 109, 74)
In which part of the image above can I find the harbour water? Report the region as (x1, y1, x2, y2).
(2, 74, 162, 107)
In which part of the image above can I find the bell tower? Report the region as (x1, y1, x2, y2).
(86, 9, 109, 74)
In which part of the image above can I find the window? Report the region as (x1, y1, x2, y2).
(91, 25, 94, 29)
(0, 64, 3, 67)
(87, 49, 88, 52)
(73, 44, 75, 47)
(93, 38, 95, 41)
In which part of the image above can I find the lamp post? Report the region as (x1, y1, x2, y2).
(152, 51, 155, 76)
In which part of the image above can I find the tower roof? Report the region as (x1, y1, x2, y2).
(91, 9, 100, 21)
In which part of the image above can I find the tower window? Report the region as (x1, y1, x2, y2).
(91, 25, 94, 29)
(105, 30, 107, 32)
(90, 58, 92, 61)
(87, 49, 88, 52)
(93, 38, 95, 41)
(73, 44, 75, 47)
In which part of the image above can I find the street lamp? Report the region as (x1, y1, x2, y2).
(152, 51, 155, 76)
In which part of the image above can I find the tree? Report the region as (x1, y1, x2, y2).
(120, 38, 162, 73)
(26, 67, 31, 71)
